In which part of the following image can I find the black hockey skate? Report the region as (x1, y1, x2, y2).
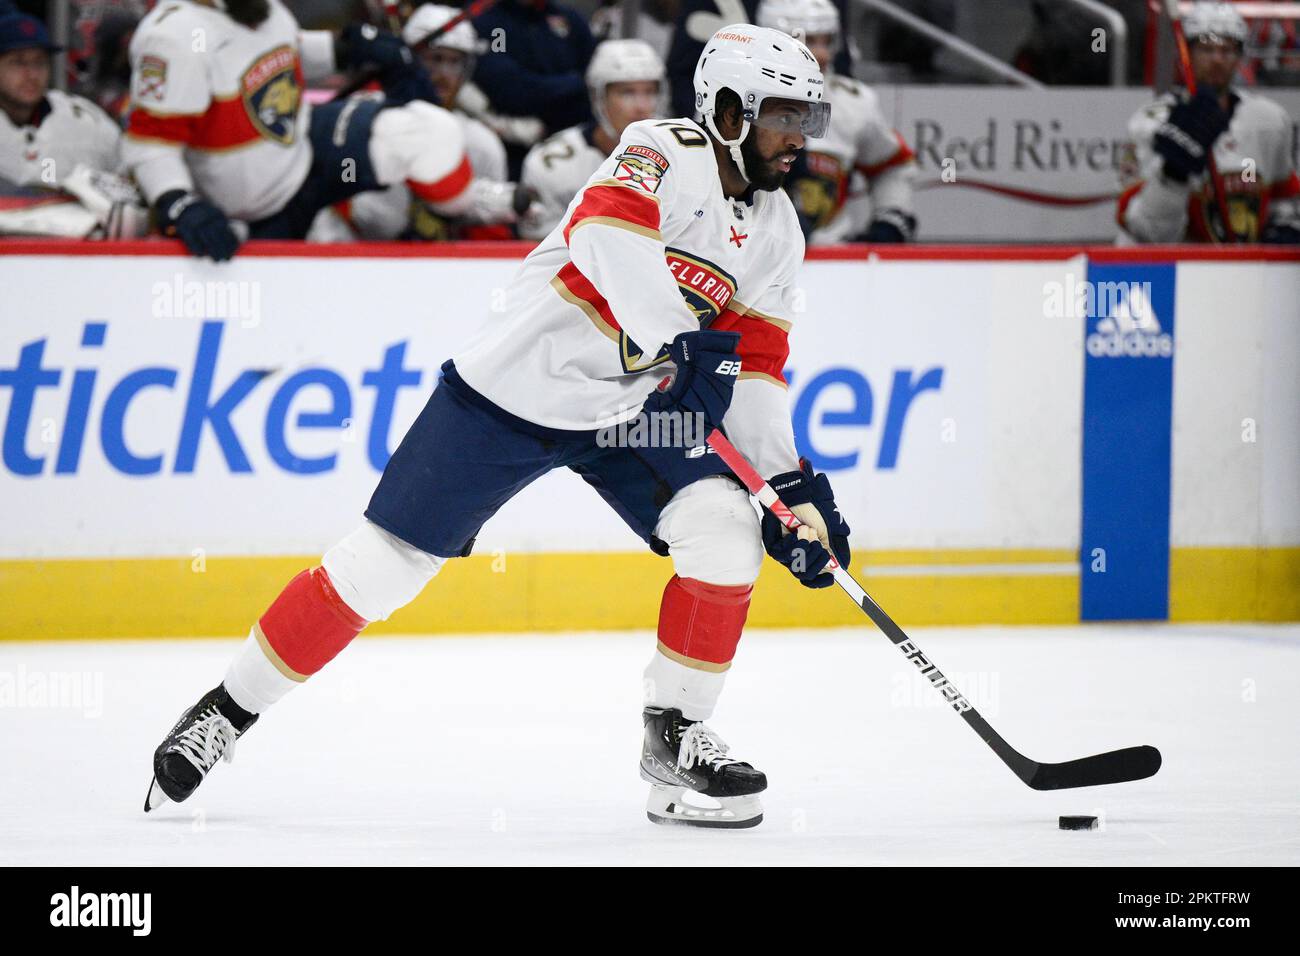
(640, 706, 766, 829)
(143, 685, 257, 812)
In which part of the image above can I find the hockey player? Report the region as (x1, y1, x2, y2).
(144, 24, 852, 830)
(0, 12, 122, 185)
(308, 5, 523, 242)
(122, 0, 514, 259)
(518, 38, 665, 240)
(1118, 1, 1300, 244)
(757, 0, 917, 243)
(0, 11, 145, 237)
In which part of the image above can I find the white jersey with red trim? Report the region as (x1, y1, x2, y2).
(0, 90, 122, 188)
(518, 123, 607, 240)
(453, 117, 803, 478)
(312, 109, 507, 240)
(789, 73, 915, 244)
(1118, 88, 1300, 243)
(122, 0, 331, 221)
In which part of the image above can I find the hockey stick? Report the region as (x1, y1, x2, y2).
(704, 429, 1163, 791)
(330, 0, 501, 103)
(1162, 0, 1239, 242)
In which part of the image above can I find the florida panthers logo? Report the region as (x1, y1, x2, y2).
(791, 151, 846, 231)
(620, 250, 737, 372)
(242, 46, 302, 145)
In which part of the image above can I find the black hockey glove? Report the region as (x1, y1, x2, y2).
(337, 23, 414, 78)
(1262, 221, 1300, 244)
(858, 208, 917, 243)
(1153, 91, 1230, 183)
(156, 190, 240, 262)
(761, 459, 851, 589)
(640, 330, 742, 434)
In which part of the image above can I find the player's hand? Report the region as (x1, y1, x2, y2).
(337, 23, 414, 76)
(1154, 90, 1229, 183)
(762, 459, 851, 589)
(1261, 221, 1300, 244)
(155, 190, 240, 261)
(640, 330, 742, 433)
(859, 208, 916, 243)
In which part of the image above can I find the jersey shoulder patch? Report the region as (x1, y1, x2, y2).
(611, 143, 670, 194)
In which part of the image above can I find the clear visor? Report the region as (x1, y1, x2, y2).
(747, 97, 831, 139)
(1188, 33, 1244, 53)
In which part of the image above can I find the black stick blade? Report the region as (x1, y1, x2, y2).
(1026, 745, 1162, 791)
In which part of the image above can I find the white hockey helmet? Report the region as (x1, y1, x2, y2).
(693, 24, 829, 182)
(402, 4, 480, 56)
(1182, 1, 1248, 46)
(586, 39, 666, 138)
(756, 0, 841, 43)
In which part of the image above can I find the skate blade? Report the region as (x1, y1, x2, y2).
(143, 777, 170, 813)
(645, 785, 763, 829)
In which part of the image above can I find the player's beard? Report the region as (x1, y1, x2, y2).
(223, 0, 271, 27)
(739, 129, 794, 192)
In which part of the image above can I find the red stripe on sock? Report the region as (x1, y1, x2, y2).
(258, 567, 366, 677)
(657, 575, 752, 666)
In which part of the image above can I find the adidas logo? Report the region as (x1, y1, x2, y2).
(1085, 282, 1173, 358)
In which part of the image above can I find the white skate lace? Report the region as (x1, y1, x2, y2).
(677, 723, 742, 772)
(170, 707, 238, 774)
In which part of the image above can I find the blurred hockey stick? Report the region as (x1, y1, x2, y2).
(704, 428, 1163, 791)
(1161, 0, 1239, 242)
(330, 0, 501, 103)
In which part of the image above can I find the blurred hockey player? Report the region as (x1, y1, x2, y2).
(1118, 1, 1300, 244)
(309, 4, 525, 242)
(122, 0, 503, 259)
(758, 0, 916, 243)
(518, 38, 665, 240)
(144, 25, 853, 830)
(0, 11, 146, 238)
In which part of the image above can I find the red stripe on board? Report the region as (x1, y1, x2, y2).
(1, 239, 1297, 263)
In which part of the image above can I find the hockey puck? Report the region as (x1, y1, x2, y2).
(1059, 815, 1099, 830)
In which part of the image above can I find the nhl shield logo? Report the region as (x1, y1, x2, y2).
(242, 46, 302, 145)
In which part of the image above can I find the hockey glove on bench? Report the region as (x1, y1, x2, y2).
(762, 459, 851, 588)
(156, 190, 240, 262)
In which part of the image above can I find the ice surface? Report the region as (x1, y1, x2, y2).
(1, 624, 1297, 866)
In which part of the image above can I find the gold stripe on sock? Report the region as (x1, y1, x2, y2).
(253, 622, 310, 683)
(656, 640, 732, 673)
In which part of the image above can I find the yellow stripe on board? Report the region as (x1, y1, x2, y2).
(1169, 547, 1300, 622)
(0, 547, 1292, 641)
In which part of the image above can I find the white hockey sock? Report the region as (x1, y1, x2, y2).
(223, 629, 299, 714)
(643, 648, 728, 722)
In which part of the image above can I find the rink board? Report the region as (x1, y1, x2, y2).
(0, 243, 1297, 637)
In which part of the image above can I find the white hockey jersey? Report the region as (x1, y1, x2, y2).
(1118, 88, 1300, 243)
(122, 0, 335, 221)
(518, 122, 607, 240)
(790, 73, 915, 244)
(453, 117, 804, 479)
(0, 89, 122, 188)
(313, 109, 509, 240)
